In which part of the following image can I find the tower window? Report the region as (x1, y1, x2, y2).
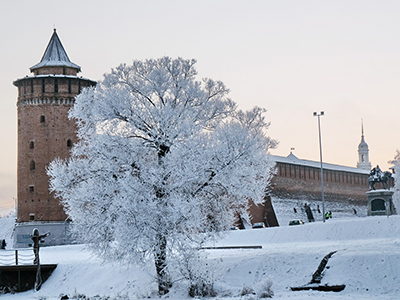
(54, 78, 58, 93)
(29, 141, 34, 149)
(68, 79, 72, 93)
(29, 186, 34, 193)
(67, 139, 72, 148)
(42, 78, 45, 93)
(40, 115, 45, 123)
(29, 213, 35, 221)
(30, 160, 36, 170)
(31, 80, 34, 93)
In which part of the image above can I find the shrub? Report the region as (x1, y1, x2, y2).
(255, 278, 274, 298)
(240, 285, 255, 296)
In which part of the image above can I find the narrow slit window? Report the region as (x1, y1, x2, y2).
(67, 139, 72, 148)
(30, 160, 35, 170)
(40, 115, 45, 123)
(29, 141, 34, 149)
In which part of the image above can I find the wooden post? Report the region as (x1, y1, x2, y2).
(17, 269, 21, 292)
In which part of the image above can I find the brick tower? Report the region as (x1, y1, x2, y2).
(13, 29, 96, 225)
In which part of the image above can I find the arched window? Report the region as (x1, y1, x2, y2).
(30, 160, 35, 170)
(40, 115, 45, 123)
(29, 141, 34, 149)
(67, 139, 72, 148)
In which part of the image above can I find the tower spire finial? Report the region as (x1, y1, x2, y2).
(361, 118, 364, 138)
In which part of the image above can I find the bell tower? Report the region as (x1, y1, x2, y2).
(13, 29, 96, 223)
(357, 120, 371, 170)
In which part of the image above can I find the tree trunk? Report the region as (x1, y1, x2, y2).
(154, 234, 171, 295)
(154, 145, 171, 295)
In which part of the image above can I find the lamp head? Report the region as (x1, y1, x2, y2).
(313, 111, 324, 116)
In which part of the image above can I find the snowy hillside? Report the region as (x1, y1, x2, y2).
(0, 217, 14, 247)
(0, 215, 399, 299)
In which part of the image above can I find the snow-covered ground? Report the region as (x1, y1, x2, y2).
(1, 212, 399, 299)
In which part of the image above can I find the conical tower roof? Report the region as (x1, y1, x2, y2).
(30, 29, 81, 72)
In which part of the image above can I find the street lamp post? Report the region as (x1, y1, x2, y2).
(313, 111, 325, 223)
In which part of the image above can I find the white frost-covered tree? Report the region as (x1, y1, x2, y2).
(48, 57, 276, 295)
(390, 150, 400, 212)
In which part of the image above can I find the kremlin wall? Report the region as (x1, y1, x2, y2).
(272, 153, 371, 203)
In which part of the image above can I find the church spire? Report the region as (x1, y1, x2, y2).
(357, 119, 371, 170)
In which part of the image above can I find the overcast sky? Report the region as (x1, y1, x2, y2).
(0, 0, 399, 214)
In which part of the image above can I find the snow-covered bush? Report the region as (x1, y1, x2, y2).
(48, 57, 276, 295)
(239, 279, 273, 299)
(240, 285, 255, 296)
(177, 248, 218, 297)
(61, 294, 129, 300)
(255, 277, 274, 298)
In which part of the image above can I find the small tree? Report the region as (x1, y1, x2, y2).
(48, 57, 276, 295)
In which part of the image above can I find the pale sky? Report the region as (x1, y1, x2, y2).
(0, 0, 399, 214)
